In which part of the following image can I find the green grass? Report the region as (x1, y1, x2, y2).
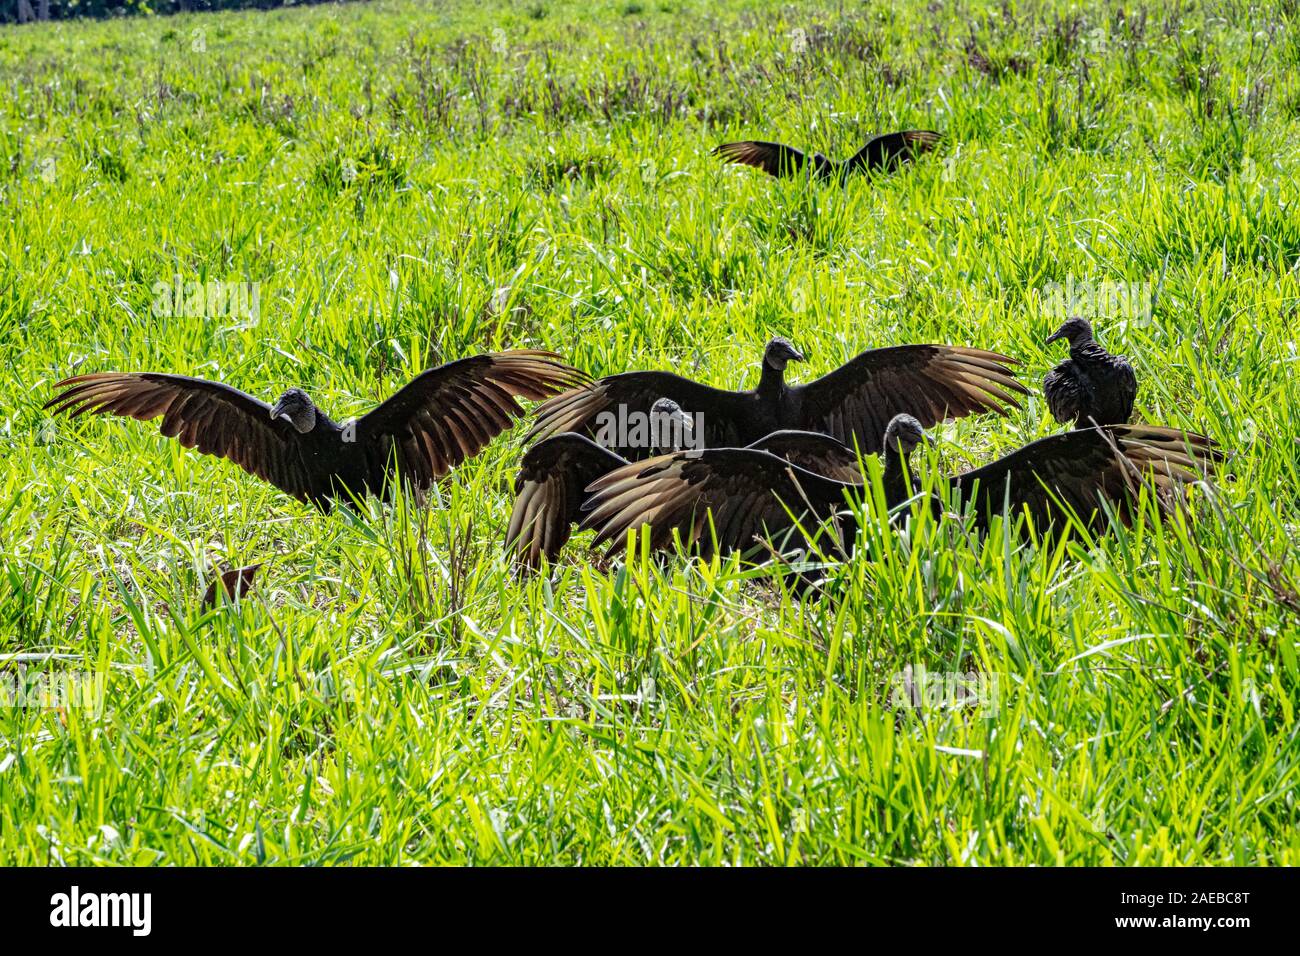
(2, 0, 1299, 865)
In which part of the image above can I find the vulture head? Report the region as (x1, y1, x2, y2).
(1046, 316, 1095, 349)
(883, 414, 929, 459)
(269, 388, 318, 433)
(649, 397, 695, 450)
(763, 337, 807, 372)
(649, 397, 693, 434)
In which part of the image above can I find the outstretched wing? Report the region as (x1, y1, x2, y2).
(794, 345, 1027, 453)
(356, 350, 589, 495)
(712, 140, 810, 178)
(948, 425, 1222, 534)
(506, 434, 627, 569)
(525, 371, 753, 458)
(44, 372, 315, 502)
(845, 130, 942, 173)
(581, 448, 852, 560)
(748, 430, 865, 483)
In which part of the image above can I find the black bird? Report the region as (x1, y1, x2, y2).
(713, 130, 941, 181)
(526, 337, 1026, 461)
(1043, 317, 1137, 427)
(45, 351, 589, 512)
(507, 399, 864, 568)
(581, 414, 1221, 560)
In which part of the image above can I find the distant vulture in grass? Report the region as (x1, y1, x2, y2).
(201, 564, 262, 609)
(526, 337, 1027, 461)
(1043, 317, 1137, 427)
(713, 130, 941, 181)
(508, 398, 863, 568)
(45, 351, 589, 512)
(580, 414, 1221, 560)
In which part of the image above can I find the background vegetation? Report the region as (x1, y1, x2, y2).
(2, 1, 352, 27)
(1, 0, 1298, 864)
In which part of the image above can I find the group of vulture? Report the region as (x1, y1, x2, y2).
(507, 318, 1217, 567)
(47, 317, 1220, 592)
(42, 129, 1223, 600)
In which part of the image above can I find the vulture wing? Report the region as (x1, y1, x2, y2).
(356, 350, 588, 495)
(43, 372, 315, 503)
(948, 425, 1221, 534)
(748, 429, 866, 483)
(506, 434, 626, 568)
(794, 345, 1027, 453)
(581, 448, 852, 560)
(712, 140, 810, 178)
(525, 371, 753, 457)
(845, 130, 941, 173)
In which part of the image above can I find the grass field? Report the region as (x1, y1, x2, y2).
(2, 0, 1299, 865)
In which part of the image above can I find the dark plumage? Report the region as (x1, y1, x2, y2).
(580, 414, 1222, 561)
(507, 433, 629, 568)
(507, 397, 693, 567)
(1043, 317, 1138, 427)
(713, 130, 941, 181)
(526, 337, 1026, 462)
(44, 351, 589, 512)
(507, 397, 862, 567)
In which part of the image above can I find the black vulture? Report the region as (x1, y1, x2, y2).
(713, 130, 941, 181)
(1043, 317, 1138, 426)
(201, 564, 262, 609)
(580, 414, 1221, 561)
(507, 397, 863, 568)
(526, 337, 1026, 461)
(44, 351, 589, 512)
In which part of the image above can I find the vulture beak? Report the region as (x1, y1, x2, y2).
(1045, 325, 1067, 345)
(789, 346, 808, 363)
(269, 398, 293, 425)
(656, 406, 693, 432)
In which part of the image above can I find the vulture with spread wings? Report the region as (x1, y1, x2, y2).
(713, 130, 941, 181)
(580, 414, 1222, 561)
(507, 412, 863, 569)
(526, 337, 1026, 460)
(45, 350, 589, 512)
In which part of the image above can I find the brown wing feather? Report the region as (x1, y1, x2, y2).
(581, 448, 851, 560)
(794, 345, 1027, 453)
(524, 371, 752, 456)
(358, 350, 589, 495)
(506, 434, 627, 569)
(747, 430, 865, 483)
(43, 372, 315, 502)
(712, 140, 809, 178)
(949, 425, 1222, 533)
(846, 130, 942, 172)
